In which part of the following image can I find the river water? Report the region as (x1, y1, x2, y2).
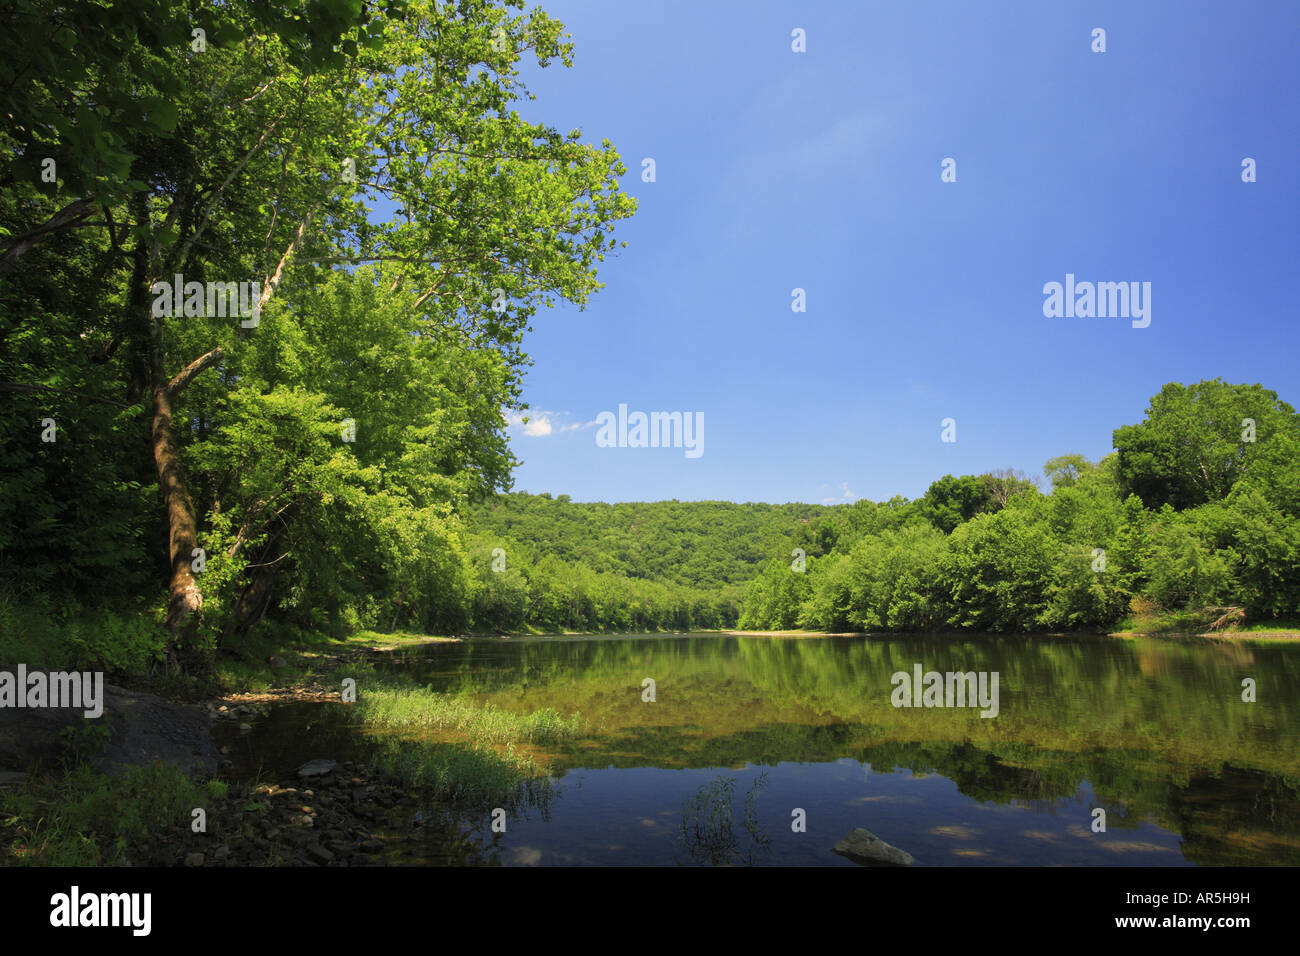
(216, 632, 1300, 866)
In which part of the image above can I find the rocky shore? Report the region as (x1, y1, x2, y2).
(139, 758, 420, 867)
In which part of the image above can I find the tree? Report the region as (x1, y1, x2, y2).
(1, 0, 637, 670)
(979, 468, 1039, 508)
(0, 0, 385, 273)
(919, 472, 1033, 534)
(1043, 454, 1095, 490)
(1113, 380, 1300, 510)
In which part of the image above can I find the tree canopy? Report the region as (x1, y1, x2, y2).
(1, 0, 635, 670)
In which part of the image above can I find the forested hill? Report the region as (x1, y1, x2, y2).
(467, 494, 829, 589)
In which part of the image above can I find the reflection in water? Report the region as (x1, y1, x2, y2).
(219, 633, 1300, 865)
(677, 772, 771, 866)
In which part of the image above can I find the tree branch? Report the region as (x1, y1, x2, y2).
(166, 346, 225, 398)
(0, 197, 97, 274)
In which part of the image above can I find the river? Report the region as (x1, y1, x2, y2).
(214, 632, 1300, 866)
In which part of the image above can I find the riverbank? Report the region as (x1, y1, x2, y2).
(726, 626, 1300, 642)
(3, 652, 572, 866)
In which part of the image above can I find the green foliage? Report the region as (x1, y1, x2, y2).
(739, 381, 1300, 633)
(737, 558, 812, 630)
(918, 470, 1037, 534)
(1, 0, 637, 664)
(459, 492, 824, 632)
(0, 762, 215, 866)
(1114, 379, 1300, 510)
(0, 591, 166, 674)
(468, 493, 827, 589)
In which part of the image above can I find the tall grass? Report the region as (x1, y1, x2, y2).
(369, 739, 555, 809)
(352, 676, 583, 807)
(0, 763, 223, 866)
(356, 681, 584, 747)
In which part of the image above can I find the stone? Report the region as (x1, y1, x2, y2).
(296, 759, 338, 778)
(832, 828, 914, 866)
(306, 844, 334, 865)
(0, 683, 220, 778)
(184, 852, 205, 867)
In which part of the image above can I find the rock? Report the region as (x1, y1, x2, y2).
(238, 722, 252, 732)
(212, 845, 231, 862)
(297, 759, 338, 779)
(281, 828, 314, 846)
(306, 844, 334, 864)
(0, 682, 220, 778)
(184, 852, 205, 867)
(832, 828, 914, 866)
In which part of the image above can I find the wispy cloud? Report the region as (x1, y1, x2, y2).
(733, 112, 888, 189)
(504, 410, 597, 438)
(820, 481, 859, 505)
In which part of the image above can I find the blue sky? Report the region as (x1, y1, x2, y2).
(495, 0, 1299, 505)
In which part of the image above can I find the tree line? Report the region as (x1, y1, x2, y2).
(739, 380, 1300, 632)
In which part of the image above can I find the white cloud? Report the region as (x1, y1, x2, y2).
(504, 410, 596, 438)
(524, 416, 552, 437)
(820, 482, 860, 504)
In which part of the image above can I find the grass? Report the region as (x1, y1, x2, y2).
(351, 673, 584, 807)
(369, 739, 555, 808)
(357, 679, 584, 747)
(0, 763, 225, 866)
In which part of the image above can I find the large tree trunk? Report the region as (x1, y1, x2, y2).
(228, 509, 295, 641)
(151, 380, 204, 672)
(144, 201, 315, 670)
(230, 561, 279, 639)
